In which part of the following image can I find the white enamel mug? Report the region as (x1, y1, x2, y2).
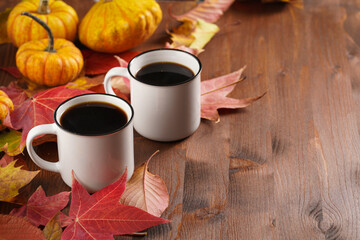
(104, 49, 202, 141)
(26, 93, 134, 192)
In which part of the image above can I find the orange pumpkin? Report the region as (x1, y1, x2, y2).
(78, 0, 162, 53)
(7, 0, 78, 47)
(16, 12, 83, 87)
(0, 90, 14, 130)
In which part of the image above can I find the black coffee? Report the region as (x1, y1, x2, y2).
(60, 102, 128, 135)
(135, 62, 194, 86)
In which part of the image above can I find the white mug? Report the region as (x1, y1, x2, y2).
(26, 93, 134, 192)
(104, 49, 202, 141)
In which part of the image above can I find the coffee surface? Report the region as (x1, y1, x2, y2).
(60, 101, 128, 135)
(135, 62, 194, 86)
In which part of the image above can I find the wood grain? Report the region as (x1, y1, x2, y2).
(2, 0, 360, 239)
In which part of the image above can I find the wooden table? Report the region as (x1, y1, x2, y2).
(2, 0, 360, 239)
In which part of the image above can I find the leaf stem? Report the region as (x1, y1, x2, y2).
(201, 76, 246, 96)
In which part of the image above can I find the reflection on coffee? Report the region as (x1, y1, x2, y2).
(135, 62, 194, 86)
(60, 101, 128, 135)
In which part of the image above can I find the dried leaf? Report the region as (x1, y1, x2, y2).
(168, 19, 219, 50)
(164, 42, 204, 56)
(0, 129, 23, 156)
(3, 86, 91, 149)
(10, 186, 71, 227)
(0, 66, 22, 78)
(201, 66, 266, 122)
(0, 160, 39, 202)
(0, 214, 46, 240)
(0, 8, 11, 45)
(43, 212, 62, 240)
(119, 151, 169, 217)
(169, 0, 235, 23)
(62, 171, 170, 239)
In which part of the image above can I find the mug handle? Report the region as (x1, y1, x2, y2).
(26, 123, 60, 173)
(103, 67, 130, 95)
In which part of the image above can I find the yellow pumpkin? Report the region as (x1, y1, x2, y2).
(0, 90, 14, 130)
(16, 12, 83, 87)
(78, 0, 162, 53)
(7, 0, 78, 47)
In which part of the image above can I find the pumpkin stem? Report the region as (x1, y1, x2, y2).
(21, 12, 56, 53)
(37, 0, 50, 14)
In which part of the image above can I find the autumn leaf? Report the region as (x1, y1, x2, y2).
(0, 82, 28, 107)
(0, 66, 22, 78)
(164, 42, 204, 56)
(0, 8, 11, 45)
(201, 66, 266, 122)
(0, 214, 46, 240)
(3, 86, 91, 149)
(0, 154, 13, 167)
(10, 186, 72, 227)
(169, 0, 235, 23)
(82, 49, 139, 75)
(0, 129, 23, 156)
(62, 171, 170, 239)
(66, 75, 104, 90)
(0, 160, 39, 202)
(168, 19, 219, 51)
(0, 154, 27, 171)
(43, 212, 62, 240)
(119, 151, 169, 217)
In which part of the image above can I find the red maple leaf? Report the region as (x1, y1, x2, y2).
(0, 82, 28, 108)
(62, 171, 170, 239)
(201, 66, 266, 122)
(10, 186, 72, 227)
(3, 86, 91, 149)
(0, 66, 22, 78)
(82, 49, 140, 75)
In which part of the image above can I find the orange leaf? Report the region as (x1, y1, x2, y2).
(0, 160, 39, 202)
(119, 151, 169, 217)
(0, 214, 45, 240)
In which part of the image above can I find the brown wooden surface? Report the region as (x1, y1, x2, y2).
(2, 0, 360, 239)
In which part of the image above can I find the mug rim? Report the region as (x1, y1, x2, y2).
(53, 93, 134, 136)
(128, 48, 202, 87)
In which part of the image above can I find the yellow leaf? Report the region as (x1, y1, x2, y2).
(0, 129, 23, 156)
(43, 212, 62, 240)
(169, 19, 219, 50)
(0, 8, 11, 45)
(0, 160, 39, 202)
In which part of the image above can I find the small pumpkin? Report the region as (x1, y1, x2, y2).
(7, 0, 78, 47)
(78, 0, 162, 53)
(0, 90, 14, 130)
(16, 12, 84, 87)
